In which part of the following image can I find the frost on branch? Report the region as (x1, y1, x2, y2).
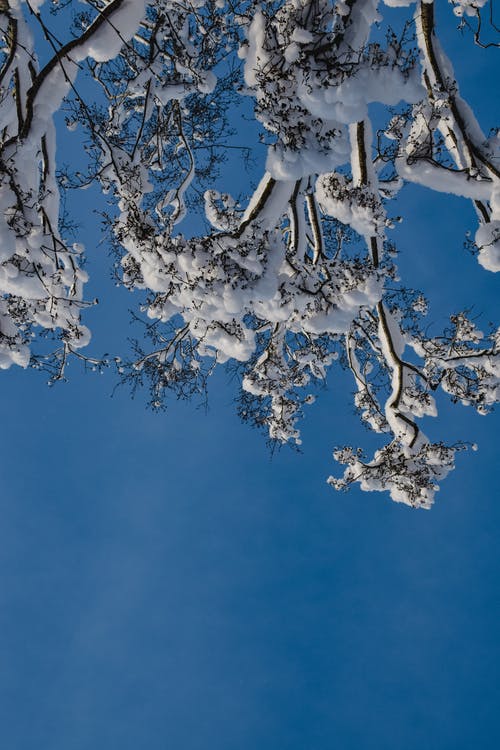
(3, 0, 499, 507)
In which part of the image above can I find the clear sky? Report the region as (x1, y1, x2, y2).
(0, 4, 499, 750)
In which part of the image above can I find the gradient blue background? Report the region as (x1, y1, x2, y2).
(0, 5, 498, 749)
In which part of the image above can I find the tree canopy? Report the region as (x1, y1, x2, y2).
(0, 0, 499, 507)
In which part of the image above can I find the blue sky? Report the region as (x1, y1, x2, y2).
(0, 4, 499, 749)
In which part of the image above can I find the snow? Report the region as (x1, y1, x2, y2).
(476, 222, 500, 272)
(476, 189, 500, 272)
(243, 12, 268, 88)
(450, 0, 488, 17)
(74, 0, 147, 63)
(316, 172, 387, 239)
(397, 158, 495, 201)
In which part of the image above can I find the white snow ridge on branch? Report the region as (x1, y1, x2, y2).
(1, 0, 498, 507)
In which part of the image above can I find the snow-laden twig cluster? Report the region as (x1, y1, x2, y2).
(0, 0, 147, 372)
